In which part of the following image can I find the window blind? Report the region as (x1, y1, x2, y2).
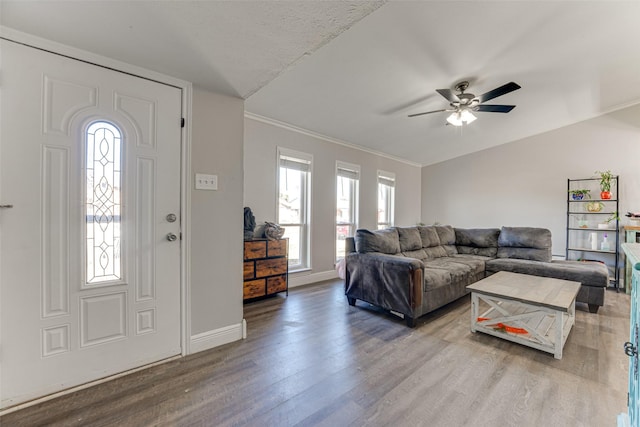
(280, 155, 311, 172)
(337, 166, 359, 180)
(378, 175, 395, 188)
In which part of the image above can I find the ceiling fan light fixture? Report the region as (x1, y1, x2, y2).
(446, 109, 476, 126)
(409, 80, 520, 126)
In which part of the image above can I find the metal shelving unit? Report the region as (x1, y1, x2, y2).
(566, 177, 620, 290)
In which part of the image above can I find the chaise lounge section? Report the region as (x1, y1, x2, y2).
(345, 225, 609, 326)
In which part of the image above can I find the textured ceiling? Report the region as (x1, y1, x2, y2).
(0, 1, 384, 98)
(2, 1, 640, 166)
(246, 1, 640, 165)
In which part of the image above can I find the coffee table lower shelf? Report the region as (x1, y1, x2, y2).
(470, 292, 575, 359)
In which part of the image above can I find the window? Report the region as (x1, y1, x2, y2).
(377, 170, 395, 230)
(277, 148, 312, 270)
(336, 162, 360, 261)
(85, 121, 122, 284)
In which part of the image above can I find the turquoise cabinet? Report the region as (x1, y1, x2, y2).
(625, 227, 640, 294)
(631, 264, 639, 425)
(621, 243, 640, 426)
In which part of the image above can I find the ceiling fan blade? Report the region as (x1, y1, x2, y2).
(436, 89, 460, 103)
(475, 104, 516, 113)
(408, 109, 449, 118)
(477, 82, 521, 103)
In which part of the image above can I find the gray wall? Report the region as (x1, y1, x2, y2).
(244, 117, 422, 279)
(190, 88, 244, 335)
(421, 103, 640, 256)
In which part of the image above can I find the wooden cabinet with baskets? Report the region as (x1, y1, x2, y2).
(243, 238, 288, 301)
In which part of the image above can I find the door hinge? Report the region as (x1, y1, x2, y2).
(181, 118, 185, 128)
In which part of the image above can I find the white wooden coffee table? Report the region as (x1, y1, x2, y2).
(467, 271, 581, 359)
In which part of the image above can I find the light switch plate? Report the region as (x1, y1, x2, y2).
(195, 173, 218, 190)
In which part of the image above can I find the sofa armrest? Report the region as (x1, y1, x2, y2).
(345, 253, 423, 317)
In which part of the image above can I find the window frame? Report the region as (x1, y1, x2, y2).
(276, 147, 313, 271)
(377, 170, 395, 230)
(335, 161, 360, 262)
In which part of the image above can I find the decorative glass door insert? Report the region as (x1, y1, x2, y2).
(86, 121, 122, 285)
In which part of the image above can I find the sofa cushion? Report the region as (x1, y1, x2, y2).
(485, 258, 609, 287)
(355, 228, 401, 254)
(422, 246, 448, 259)
(435, 225, 458, 256)
(402, 249, 428, 259)
(416, 226, 446, 259)
(423, 258, 476, 291)
(397, 227, 422, 252)
(455, 228, 500, 257)
(422, 267, 452, 292)
(497, 227, 552, 262)
(451, 254, 491, 275)
(418, 226, 440, 248)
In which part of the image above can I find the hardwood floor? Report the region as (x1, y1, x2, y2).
(1, 280, 630, 426)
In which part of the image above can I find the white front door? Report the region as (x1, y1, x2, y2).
(0, 40, 182, 408)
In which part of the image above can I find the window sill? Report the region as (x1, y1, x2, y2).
(289, 267, 312, 275)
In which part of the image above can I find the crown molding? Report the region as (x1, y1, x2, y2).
(244, 112, 422, 168)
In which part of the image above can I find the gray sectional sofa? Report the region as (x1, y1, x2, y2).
(344, 225, 609, 327)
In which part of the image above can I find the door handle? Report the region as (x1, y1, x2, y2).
(0, 204, 13, 208)
(630, 324, 640, 380)
(166, 233, 178, 242)
(625, 341, 638, 357)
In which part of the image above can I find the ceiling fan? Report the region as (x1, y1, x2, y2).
(408, 81, 521, 126)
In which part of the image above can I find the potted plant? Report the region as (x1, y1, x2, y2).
(598, 211, 620, 229)
(595, 170, 614, 199)
(568, 189, 590, 200)
(586, 201, 604, 212)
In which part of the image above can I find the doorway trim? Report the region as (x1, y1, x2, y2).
(0, 26, 193, 356)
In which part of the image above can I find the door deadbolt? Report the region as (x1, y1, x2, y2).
(166, 233, 178, 242)
(166, 213, 177, 223)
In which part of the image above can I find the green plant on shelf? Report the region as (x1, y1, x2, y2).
(568, 189, 590, 200)
(595, 170, 613, 192)
(605, 212, 620, 224)
(585, 201, 604, 212)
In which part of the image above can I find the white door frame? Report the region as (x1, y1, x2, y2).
(0, 26, 193, 357)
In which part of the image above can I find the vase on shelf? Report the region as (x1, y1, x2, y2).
(586, 201, 604, 212)
(595, 170, 613, 201)
(569, 189, 590, 201)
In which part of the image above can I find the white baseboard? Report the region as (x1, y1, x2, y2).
(289, 269, 339, 288)
(189, 272, 339, 353)
(189, 322, 244, 354)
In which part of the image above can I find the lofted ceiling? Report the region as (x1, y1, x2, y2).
(2, 1, 640, 166)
